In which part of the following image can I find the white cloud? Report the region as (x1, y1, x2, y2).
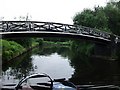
(0, 0, 107, 24)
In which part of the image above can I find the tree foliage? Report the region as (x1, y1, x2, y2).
(73, 0, 120, 35)
(71, 40, 94, 56)
(104, 1, 120, 35)
(8, 38, 33, 48)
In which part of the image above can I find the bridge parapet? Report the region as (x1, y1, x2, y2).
(0, 21, 119, 43)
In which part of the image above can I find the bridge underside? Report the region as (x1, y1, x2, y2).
(1, 31, 110, 44)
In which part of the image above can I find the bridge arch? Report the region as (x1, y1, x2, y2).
(0, 21, 120, 44)
(1, 21, 120, 59)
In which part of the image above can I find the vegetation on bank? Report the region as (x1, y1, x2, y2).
(71, 40, 94, 56)
(2, 38, 44, 61)
(1, 39, 25, 61)
(1, 38, 72, 61)
(43, 41, 71, 46)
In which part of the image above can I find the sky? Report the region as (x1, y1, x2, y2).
(0, 0, 108, 24)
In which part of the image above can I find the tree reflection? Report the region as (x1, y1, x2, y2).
(68, 41, 95, 84)
(68, 41, 120, 85)
(32, 46, 70, 58)
(2, 51, 35, 80)
(2, 42, 120, 85)
(2, 46, 70, 80)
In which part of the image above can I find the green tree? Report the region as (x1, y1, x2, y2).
(73, 9, 95, 28)
(73, 1, 120, 34)
(94, 7, 109, 31)
(104, 1, 120, 35)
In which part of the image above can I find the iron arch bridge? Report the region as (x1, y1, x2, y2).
(0, 21, 120, 43)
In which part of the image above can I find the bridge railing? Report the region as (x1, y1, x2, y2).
(0, 21, 112, 40)
(76, 25, 111, 39)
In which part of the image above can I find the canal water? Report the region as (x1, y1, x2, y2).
(2, 46, 120, 86)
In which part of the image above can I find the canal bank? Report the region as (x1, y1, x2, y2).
(2, 38, 46, 62)
(2, 39, 71, 65)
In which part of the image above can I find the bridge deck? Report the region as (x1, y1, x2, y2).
(0, 21, 120, 43)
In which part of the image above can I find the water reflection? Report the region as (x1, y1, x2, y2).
(2, 52, 35, 84)
(2, 46, 74, 84)
(31, 53, 74, 79)
(2, 45, 120, 86)
(69, 55, 120, 85)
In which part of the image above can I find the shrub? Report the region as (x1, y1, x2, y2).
(1, 39, 25, 61)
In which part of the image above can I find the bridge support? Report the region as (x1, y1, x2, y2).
(92, 35, 119, 60)
(110, 35, 118, 60)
